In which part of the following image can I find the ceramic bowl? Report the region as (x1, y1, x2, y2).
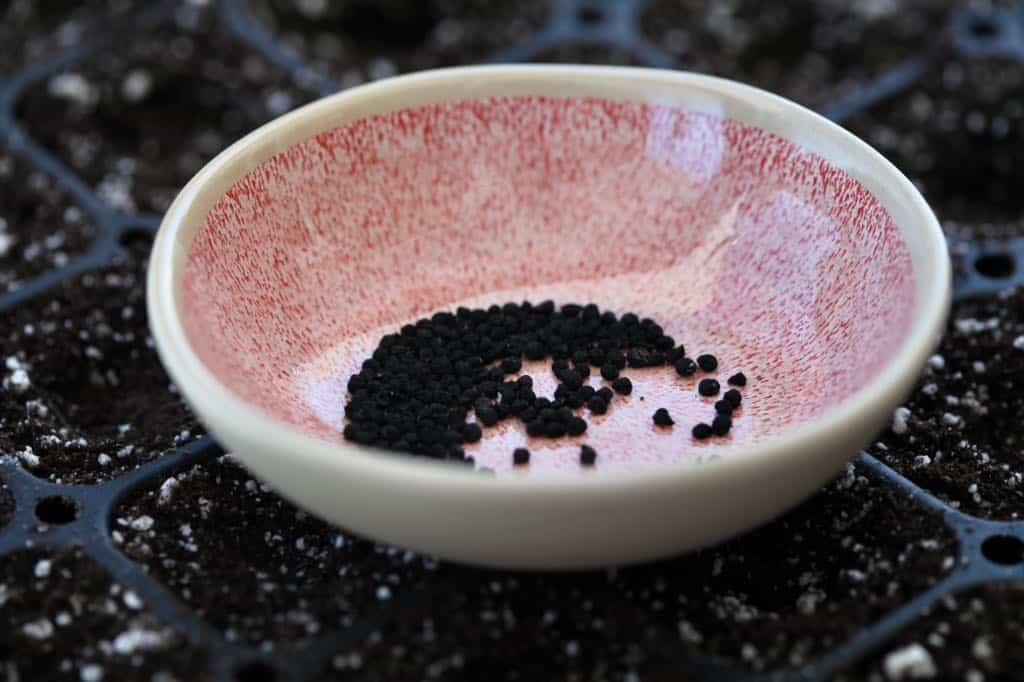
(148, 65, 950, 569)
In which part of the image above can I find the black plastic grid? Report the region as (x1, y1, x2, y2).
(1, 1, 1024, 680)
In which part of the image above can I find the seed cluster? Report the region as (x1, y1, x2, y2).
(343, 302, 747, 467)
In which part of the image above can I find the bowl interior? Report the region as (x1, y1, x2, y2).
(181, 95, 914, 474)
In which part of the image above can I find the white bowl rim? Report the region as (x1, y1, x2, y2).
(148, 64, 950, 500)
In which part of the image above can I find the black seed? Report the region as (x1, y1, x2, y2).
(524, 340, 545, 360)
(562, 369, 583, 390)
(546, 422, 567, 438)
(692, 423, 712, 439)
(587, 397, 608, 414)
(611, 377, 632, 395)
(579, 385, 596, 400)
(605, 350, 626, 369)
(566, 392, 585, 408)
(520, 407, 537, 422)
(712, 414, 732, 436)
(647, 350, 666, 365)
(621, 312, 639, 326)
(526, 420, 545, 437)
(461, 423, 482, 443)
(654, 335, 675, 350)
(580, 444, 597, 466)
(447, 444, 465, 460)
(727, 372, 747, 387)
(513, 448, 530, 465)
(600, 363, 620, 380)
(714, 400, 734, 415)
(572, 350, 589, 364)
(698, 379, 720, 397)
(501, 357, 522, 374)
(653, 408, 674, 426)
(536, 300, 555, 314)
(517, 375, 533, 389)
(596, 387, 613, 402)
(697, 354, 718, 372)
(674, 358, 696, 376)
(562, 303, 582, 317)
(665, 347, 683, 363)
(567, 416, 588, 435)
(723, 388, 742, 407)
(477, 407, 498, 426)
(626, 349, 646, 368)
(552, 358, 570, 375)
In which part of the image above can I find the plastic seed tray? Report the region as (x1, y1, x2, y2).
(2, 1, 1024, 680)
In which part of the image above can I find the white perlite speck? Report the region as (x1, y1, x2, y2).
(17, 447, 39, 468)
(121, 69, 153, 102)
(928, 354, 945, 370)
(129, 516, 154, 531)
(883, 643, 937, 680)
(80, 663, 104, 682)
(112, 627, 167, 655)
(375, 586, 392, 600)
(1014, 335, 1024, 350)
(5, 368, 30, 393)
(34, 559, 52, 578)
(157, 477, 179, 506)
(22, 618, 55, 640)
(123, 591, 142, 610)
(0, 232, 13, 257)
(97, 454, 112, 466)
(892, 407, 912, 435)
(954, 318, 999, 335)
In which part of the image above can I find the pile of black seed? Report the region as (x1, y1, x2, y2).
(343, 301, 744, 465)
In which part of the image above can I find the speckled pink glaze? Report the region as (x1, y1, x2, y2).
(182, 96, 913, 474)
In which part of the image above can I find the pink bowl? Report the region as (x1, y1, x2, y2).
(149, 66, 949, 568)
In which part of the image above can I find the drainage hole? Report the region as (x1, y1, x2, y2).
(974, 252, 1015, 279)
(577, 6, 604, 24)
(35, 496, 81, 524)
(968, 15, 999, 38)
(235, 660, 276, 682)
(981, 534, 1024, 565)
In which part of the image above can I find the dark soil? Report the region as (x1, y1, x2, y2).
(0, 546, 208, 681)
(0, 150, 96, 293)
(15, 3, 314, 214)
(0, 1, 140, 74)
(0, 241, 202, 484)
(868, 286, 1024, 519)
(117, 456, 955, 676)
(844, 52, 1024, 235)
(639, 0, 949, 110)
(534, 43, 651, 66)
(251, 0, 549, 83)
(837, 583, 1024, 681)
(0, 476, 12, 530)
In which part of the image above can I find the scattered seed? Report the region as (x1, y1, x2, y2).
(698, 379, 720, 397)
(692, 423, 712, 439)
(653, 408, 674, 426)
(587, 396, 608, 415)
(724, 388, 742, 407)
(611, 377, 632, 395)
(728, 372, 747, 387)
(513, 448, 530, 465)
(697, 354, 718, 372)
(600, 363, 620, 380)
(675, 358, 696, 376)
(712, 414, 732, 436)
(580, 444, 597, 466)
